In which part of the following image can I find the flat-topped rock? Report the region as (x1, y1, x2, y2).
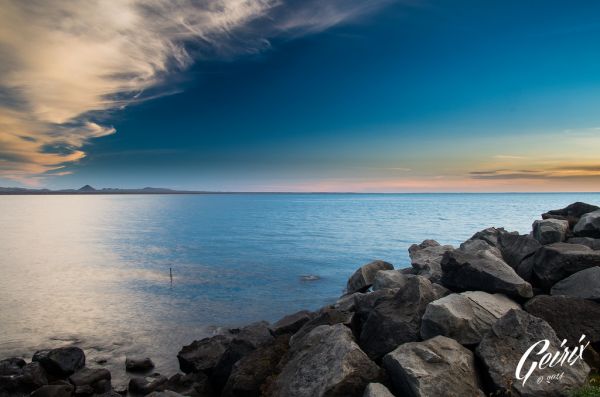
(383, 336, 484, 397)
(460, 238, 503, 258)
(271, 310, 314, 335)
(32, 347, 85, 378)
(568, 237, 600, 250)
(574, 210, 600, 238)
(542, 202, 599, 226)
(408, 240, 454, 282)
(550, 266, 600, 301)
(441, 249, 533, 298)
(359, 276, 436, 360)
(270, 324, 382, 397)
(532, 242, 600, 289)
(532, 218, 569, 245)
(289, 307, 354, 347)
(420, 291, 520, 345)
(347, 260, 394, 294)
(372, 270, 411, 290)
(476, 309, 590, 396)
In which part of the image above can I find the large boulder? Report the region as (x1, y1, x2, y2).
(497, 233, 541, 270)
(467, 227, 516, 249)
(524, 295, 600, 349)
(550, 266, 600, 301)
(574, 210, 600, 238)
(178, 322, 273, 375)
(420, 291, 520, 345)
(30, 384, 74, 397)
(271, 310, 314, 336)
(163, 372, 212, 396)
(383, 336, 484, 397)
(289, 308, 354, 347)
(532, 242, 600, 289)
(568, 237, 600, 250)
(372, 271, 411, 291)
(359, 276, 436, 360)
(542, 202, 599, 227)
(532, 219, 569, 245)
(222, 335, 289, 397)
(32, 347, 85, 378)
(346, 261, 394, 293)
(362, 383, 394, 397)
(440, 249, 533, 299)
(460, 238, 503, 259)
(125, 357, 154, 373)
(129, 373, 169, 395)
(270, 324, 382, 397)
(69, 367, 111, 395)
(352, 288, 399, 330)
(476, 309, 590, 397)
(0, 360, 47, 394)
(408, 240, 454, 283)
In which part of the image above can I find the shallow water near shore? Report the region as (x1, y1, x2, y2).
(1, 193, 599, 385)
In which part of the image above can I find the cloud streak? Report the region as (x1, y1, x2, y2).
(0, 0, 389, 183)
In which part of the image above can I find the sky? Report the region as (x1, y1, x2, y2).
(1, 0, 600, 192)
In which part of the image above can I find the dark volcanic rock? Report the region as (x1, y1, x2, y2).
(532, 242, 600, 289)
(420, 291, 520, 345)
(359, 276, 436, 360)
(346, 260, 394, 294)
(32, 347, 85, 378)
(408, 240, 454, 283)
(126, 357, 155, 373)
(468, 227, 516, 249)
(30, 384, 74, 397)
(524, 295, 600, 348)
(476, 309, 589, 397)
(532, 219, 569, 245)
(542, 202, 599, 227)
(568, 237, 600, 250)
(222, 335, 289, 397)
(0, 358, 26, 376)
(211, 339, 256, 391)
(69, 367, 111, 394)
(460, 238, 503, 259)
(372, 270, 411, 290)
(128, 374, 168, 395)
(574, 210, 600, 238)
(550, 266, 600, 301)
(497, 233, 541, 270)
(362, 383, 394, 397)
(270, 324, 382, 397)
(352, 288, 399, 330)
(383, 336, 484, 397)
(441, 249, 533, 298)
(289, 308, 354, 347)
(164, 372, 212, 396)
(0, 361, 48, 395)
(271, 310, 314, 336)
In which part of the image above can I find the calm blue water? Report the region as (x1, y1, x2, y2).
(0, 193, 599, 383)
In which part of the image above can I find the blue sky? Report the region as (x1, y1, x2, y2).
(2, 0, 600, 191)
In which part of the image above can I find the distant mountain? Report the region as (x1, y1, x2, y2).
(0, 186, 209, 195)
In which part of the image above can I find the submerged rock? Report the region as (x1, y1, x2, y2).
(346, 260, 394, 294)
(359, 276, 436, 360)
(126, 357, 155, 373)
(532, 219, 569, 245)
(441, 249, 533, 298)
(420, 291, 520, 345)
(532, 242, 600, 289)
(270, 324, 382, 397)
(32, 347, 85, 378)
(476, 309, 590, 397)
(550, 266, 600, 301)
(383, 336, 484, 397)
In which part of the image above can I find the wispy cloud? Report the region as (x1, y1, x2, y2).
(469, 164, 600, 180)
(0, 0, 390, 182)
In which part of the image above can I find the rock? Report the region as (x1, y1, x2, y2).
(568, 237, 600, 250)
(421, 291, 520, 345)
(352, 288, 399, 329)
(532, 219, 569, 245)
(476, 309, 590, 396)
(409, 240, 454, 282)
(289, 308, 354, 347)
(178, 321, 273, 375)
(359, 276, 436, 360)
(32, 347, 85, 378)
(128, 374, 168, 395)
(574, 210, 600, 238)
(68, 367, 111, 395)
(271, 310, 314, 336)
(468, 227, 517, 249)
(460, 238, 503, 259)
(222, 335, 289, 397)
(125, 357, 155, 373)
(334, 293, 362, 312)
(550, 266, 600, 301)
(30, 384, 74, 397)
(146, 391, 185, 397)
(524, 295, 600, 349)
(0, 358, 26, 376)
(164, 372, 212, 396)
(542, 202, 599, 227)
(0, 361, 48, 394)
(95, 391, 122, 397)
(372, 270, 411, 290)
(532, 242, 600, 289)
(362, 382, 394, 397)
(211, 339, 257, 391)
(270, 324, 382, 397)
(346, 260, 394, 293)
(440, 249, 533, 299)
(498, 233, 541, 269)
(431, 283, 450, 300)
(383, 336, 483, 397)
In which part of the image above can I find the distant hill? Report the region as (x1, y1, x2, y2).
(0, 185, 209, 195)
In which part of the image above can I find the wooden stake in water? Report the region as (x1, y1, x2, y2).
(170, 267, 173, 285)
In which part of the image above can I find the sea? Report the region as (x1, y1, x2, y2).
(1, 193, 598, 386)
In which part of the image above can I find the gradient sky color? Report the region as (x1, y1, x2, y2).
(2, 0, 600, 192)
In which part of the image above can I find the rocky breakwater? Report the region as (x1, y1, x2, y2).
(2, 201, 600, 397)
